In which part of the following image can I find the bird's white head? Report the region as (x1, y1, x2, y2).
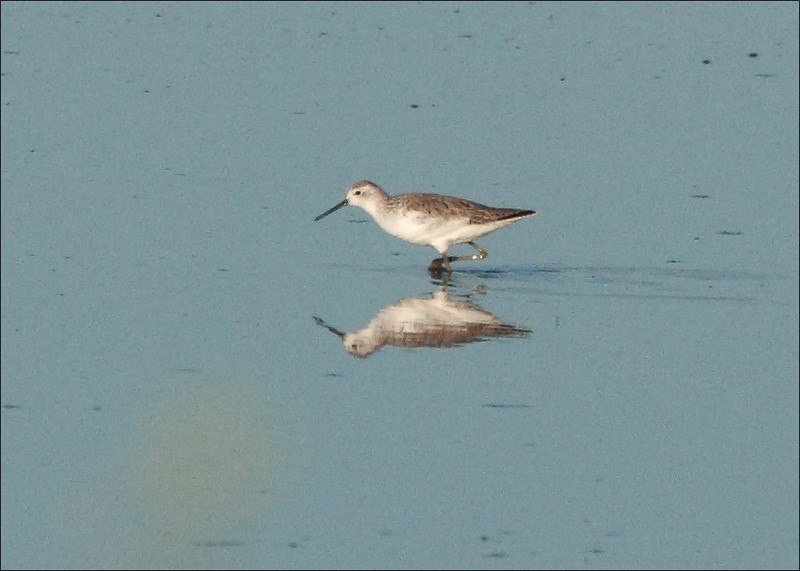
(314, 180, 387, 221)
(345, 180, 384, 210)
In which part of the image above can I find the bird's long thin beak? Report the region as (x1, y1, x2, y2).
(314, 199, 348, 221)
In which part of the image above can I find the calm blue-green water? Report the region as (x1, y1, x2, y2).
(2, 2, 797, 569)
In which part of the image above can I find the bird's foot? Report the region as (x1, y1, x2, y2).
(428, 256, 458, 276)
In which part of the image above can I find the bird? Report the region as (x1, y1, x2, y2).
(314, 180, 536, 273)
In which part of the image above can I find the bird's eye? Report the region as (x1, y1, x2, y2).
(354, 190, 361, 195)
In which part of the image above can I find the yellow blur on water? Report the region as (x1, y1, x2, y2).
(60, 372, 299, 569)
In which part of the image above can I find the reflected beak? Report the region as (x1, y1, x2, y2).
(314, 199, 348, 221)
(313, 316, 344, 338)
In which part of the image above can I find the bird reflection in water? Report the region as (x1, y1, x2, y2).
(314, 290, 531, 358)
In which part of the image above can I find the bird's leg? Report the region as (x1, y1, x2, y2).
(467, 241, 487, 261)
(428, 242, 487, 274)
(448, 241, 488, 264)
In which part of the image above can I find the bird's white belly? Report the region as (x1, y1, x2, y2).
(375, 210, 484, 251)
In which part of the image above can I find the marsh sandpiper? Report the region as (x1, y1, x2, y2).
(314, 180, 536, 273)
